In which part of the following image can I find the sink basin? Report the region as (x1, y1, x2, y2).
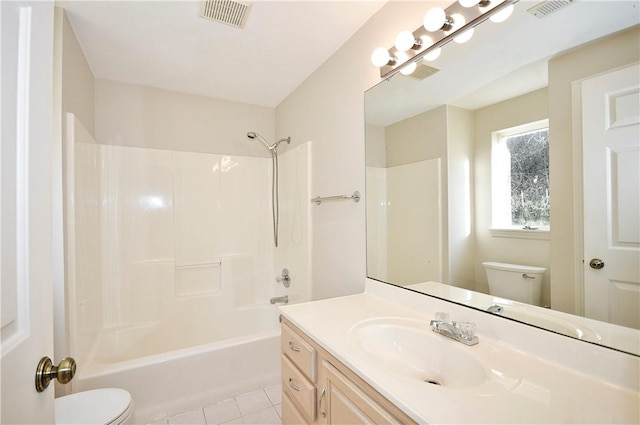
(497, 304, 602, 343)
(349, 317, 521, 393)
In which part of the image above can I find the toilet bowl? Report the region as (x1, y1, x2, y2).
(482, 262, 546, 306)
(55, 388, 134, 425)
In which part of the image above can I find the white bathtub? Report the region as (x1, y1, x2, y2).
(74, 306, 281, 424)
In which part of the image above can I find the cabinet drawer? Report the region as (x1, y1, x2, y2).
(281, 323, 317, 382)
(282, 355, 316, 421)
(281, 391, 311, 425)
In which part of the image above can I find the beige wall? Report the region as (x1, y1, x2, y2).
(60, 11, 95, 137)
(53, 8, 97, 394)
(548, 26, 640, 314)
(275, 1, 430, 299)
(386, 105, 448, 167)
(365, 123, 386, 168)
(446, 106, 475, 290)
(473, 88, 550, 305)
(95, 79, 275, 157)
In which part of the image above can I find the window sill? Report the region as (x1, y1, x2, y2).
(490, 228, 550, 240)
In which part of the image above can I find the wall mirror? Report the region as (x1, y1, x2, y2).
(365, 0, 639, 356)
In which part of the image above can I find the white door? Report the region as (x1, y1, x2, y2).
(1, 0, 56, 423)
(582, 63, 640, 329)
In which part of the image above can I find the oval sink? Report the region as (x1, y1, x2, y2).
(497, 304, 602, 343)
(349, 317, 521, 393)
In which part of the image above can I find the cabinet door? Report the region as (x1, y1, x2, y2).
(282, 391, 311, 425)
(323, 361, 403, 425)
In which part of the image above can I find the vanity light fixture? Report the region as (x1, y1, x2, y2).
(371, 0, 519, 79)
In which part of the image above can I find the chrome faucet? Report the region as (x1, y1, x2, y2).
(430, 313, 478, 346)
(270, 295, 289, 304)
(486, 304, 504, 315)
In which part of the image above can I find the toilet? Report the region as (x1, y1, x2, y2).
(55, 388, 134, 425)
(482, 262, 546, 306)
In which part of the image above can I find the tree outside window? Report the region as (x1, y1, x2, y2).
(492, 120, 550, 230)
(506, 129, 550, 227)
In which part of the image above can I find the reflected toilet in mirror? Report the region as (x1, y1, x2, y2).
(482, 262, 546, 307)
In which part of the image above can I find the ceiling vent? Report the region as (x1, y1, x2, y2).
(404, 64, 440, 81)
(200, 0, 252, 28)
(527, 0, 575, 18)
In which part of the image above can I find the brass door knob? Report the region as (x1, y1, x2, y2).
(35, 356, 76, 392)
(589, 258, 605, 270)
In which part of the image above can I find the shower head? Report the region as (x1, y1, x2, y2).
(274, 137, 291, 148)
(246, 132, 291, 151)
(246, 131, 273, 151)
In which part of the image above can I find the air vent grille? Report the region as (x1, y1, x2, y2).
(200, 0, 251, 28)
(405, 64, 440, 81)
(527, 0, 575, 18)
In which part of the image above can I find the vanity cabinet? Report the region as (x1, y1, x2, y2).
(280, 318, 417, 425)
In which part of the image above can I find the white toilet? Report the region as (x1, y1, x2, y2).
(482, 262, 546, 306)
(55, 388, 134, 425)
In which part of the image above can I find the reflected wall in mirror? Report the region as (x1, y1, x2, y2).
(365, 0, 640, 355)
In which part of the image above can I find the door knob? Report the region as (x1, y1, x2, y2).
(35, 356, 76, 392)
(589, 258, 605, 270)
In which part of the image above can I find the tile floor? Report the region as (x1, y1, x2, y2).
(150, 384, 282, 425)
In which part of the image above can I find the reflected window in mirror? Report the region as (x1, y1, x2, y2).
(491, 119, 550, 232)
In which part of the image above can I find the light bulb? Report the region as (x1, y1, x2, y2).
(448, 13, 466, 33)
(371, 47, 392, 67)
(490, 4, 514, 22)
(400, 61, 417, 75)
(395, 51, 409, 65)
(423, 48, 441, 61)
(454, 27, 474, 43)
(419, 35, 441, 61)
(424, 7, 447, 32)
(394, 30, 416, 52)
(459, 0, 481, 7)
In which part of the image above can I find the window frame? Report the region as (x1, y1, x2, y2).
(490, 118, 550, 238)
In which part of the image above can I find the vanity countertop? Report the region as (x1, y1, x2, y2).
(279, 281, 640, 424)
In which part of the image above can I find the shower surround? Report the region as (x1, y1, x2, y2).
(64, 114, 311, 422)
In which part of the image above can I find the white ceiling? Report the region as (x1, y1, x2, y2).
(57, 0, 387, 107)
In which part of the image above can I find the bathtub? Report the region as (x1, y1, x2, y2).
(74, 306, 281, 424)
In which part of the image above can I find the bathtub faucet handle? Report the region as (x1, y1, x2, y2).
(276, 268, 290, 288)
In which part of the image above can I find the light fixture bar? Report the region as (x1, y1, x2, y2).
(379, 0, 519, 79)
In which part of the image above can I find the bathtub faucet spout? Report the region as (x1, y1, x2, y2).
(270, 295, 289, 304)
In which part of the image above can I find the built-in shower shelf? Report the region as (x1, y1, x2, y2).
(175, 261, 222, 297)
(311, 191, 361, 205)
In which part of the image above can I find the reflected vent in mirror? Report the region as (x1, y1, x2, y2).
(200, 0, 252, 28)
(527, 0, 575, 19)
(403, 64, 439, 81)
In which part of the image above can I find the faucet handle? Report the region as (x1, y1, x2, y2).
(458, 321, 476, 342)
(434, 312, 450, 322)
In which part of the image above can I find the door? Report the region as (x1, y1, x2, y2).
(582, 63, 640, 328)
(1, 0, 56, 423)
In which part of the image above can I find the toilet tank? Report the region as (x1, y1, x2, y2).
(482, 262, 546, 306)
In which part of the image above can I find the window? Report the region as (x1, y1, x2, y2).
(492, 119, 550, 231)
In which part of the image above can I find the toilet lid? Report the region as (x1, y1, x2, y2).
(55, 388, 133, 425)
